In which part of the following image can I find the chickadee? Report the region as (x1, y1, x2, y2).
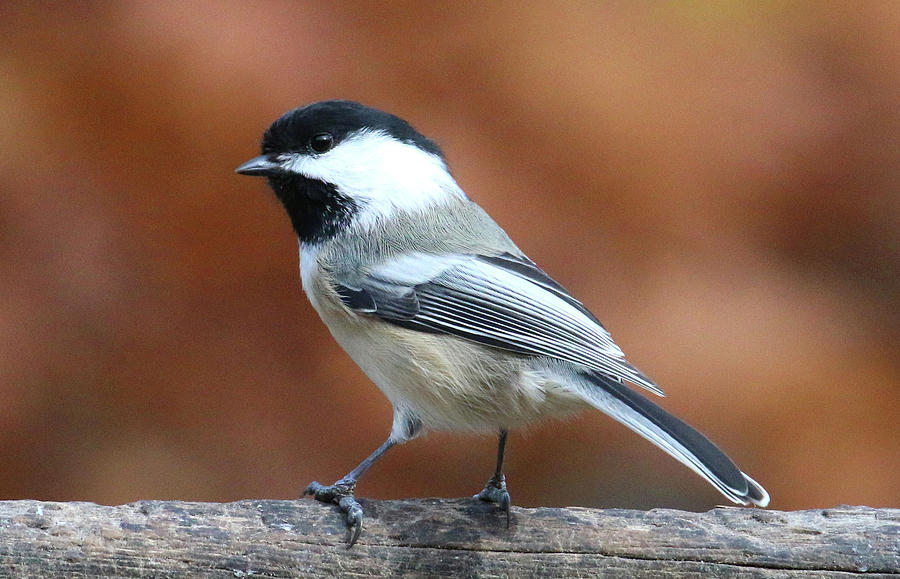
(236, 100, 769, 545)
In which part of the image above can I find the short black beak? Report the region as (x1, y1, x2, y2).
(235, 155, 282, 176)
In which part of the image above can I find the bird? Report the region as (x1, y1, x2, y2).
(235, 100, 769, 546)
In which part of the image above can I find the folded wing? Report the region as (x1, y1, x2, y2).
(335, 251, 662, 396)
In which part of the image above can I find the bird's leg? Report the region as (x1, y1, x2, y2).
(474, 428, 511, 526)
(303, 437, 395, 546)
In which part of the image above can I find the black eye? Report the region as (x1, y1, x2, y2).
(309, 132, 334, 154)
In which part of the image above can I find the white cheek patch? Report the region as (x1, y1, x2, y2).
(289, 130, 466, 226)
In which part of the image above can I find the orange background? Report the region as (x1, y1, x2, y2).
(1, 2, 897, 512)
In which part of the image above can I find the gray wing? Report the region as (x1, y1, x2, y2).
(335, 251, 662, 396)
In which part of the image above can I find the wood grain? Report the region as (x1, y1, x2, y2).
(0, 499, 896, 577)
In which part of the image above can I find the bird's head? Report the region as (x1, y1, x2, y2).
(236, 100, 463, 243)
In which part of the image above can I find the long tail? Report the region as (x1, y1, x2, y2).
(575, 370, 769, 507)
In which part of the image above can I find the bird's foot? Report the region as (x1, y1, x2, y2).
(474, 472, 511, 527)
(303, 479, 364, 546)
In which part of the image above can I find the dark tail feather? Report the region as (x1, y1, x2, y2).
(577, 371, 769, 507)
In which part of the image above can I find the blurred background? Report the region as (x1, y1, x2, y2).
(1, 2, 897, 513)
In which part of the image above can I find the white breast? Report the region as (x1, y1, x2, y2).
(297, 240, 587, 436)
(299, 241, 324, 312)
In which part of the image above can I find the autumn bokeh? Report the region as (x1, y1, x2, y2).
(1, 3, 897, 512)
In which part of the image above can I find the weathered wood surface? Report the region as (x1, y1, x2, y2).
(0, 499, 896, 577)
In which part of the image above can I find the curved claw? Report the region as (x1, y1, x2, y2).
(339, 496, 364, 546)
(303, 479, 364, 546)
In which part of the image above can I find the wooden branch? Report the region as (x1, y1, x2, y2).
(0, 499, 896, 577)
